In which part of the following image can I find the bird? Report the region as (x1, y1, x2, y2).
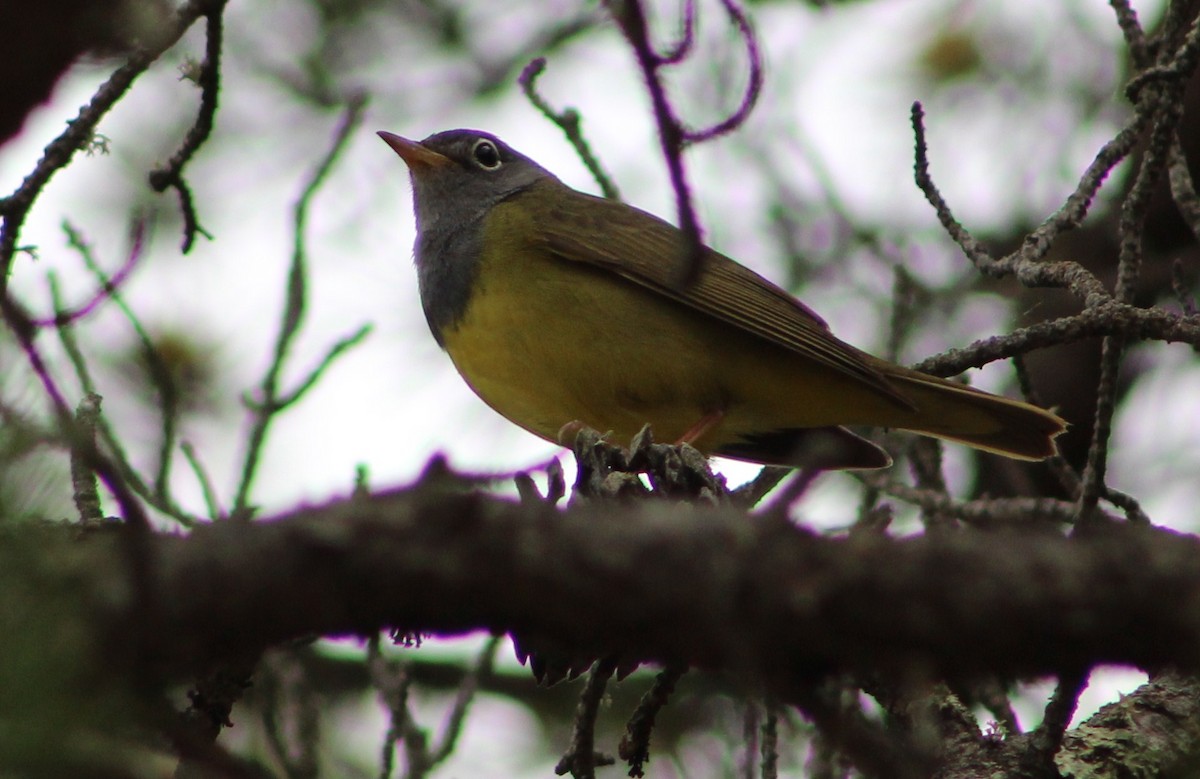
(378, 128, 1065, 470)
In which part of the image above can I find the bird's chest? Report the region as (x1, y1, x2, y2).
(439, 241, 724, 441)
(440, 243, 611, 428)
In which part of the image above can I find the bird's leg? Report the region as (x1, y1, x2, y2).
(676, 409, 725, 446)
(556, 420, 593, 446)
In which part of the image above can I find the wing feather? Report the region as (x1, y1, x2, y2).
(531, 184, 911, 407)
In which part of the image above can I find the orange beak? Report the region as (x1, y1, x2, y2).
(377, 131, 452, 170)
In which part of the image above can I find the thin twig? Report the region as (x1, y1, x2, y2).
(761, 698, 779, 779)
(684, 0, 763, 144)
(603, 0, 763, 287)
(70, 393, 105, 525)
(231, 96, 368, 518)
(148, 0, 229, 252)
(1108, 0, 1149, 66)
(427, 636, 501, 768)
(1079, 24, 1197, 524)
(555, 657, 619, 779)
(61, 220, 183, 502)
(606, 0, 702, 285)
(31, 221, 145, 328)
(519, 58, 620, 200)
(911, 303, 1200, 378)
(48, 270, 196, 526)
(0, 0, 222, 284)
(1020, 671, 1087, 776)
(858, 474, 1078, 526)
(619, 664, 686, 777)
(182, 441, 223, 520)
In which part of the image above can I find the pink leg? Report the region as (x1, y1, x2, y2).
(676, 409, 725, 445)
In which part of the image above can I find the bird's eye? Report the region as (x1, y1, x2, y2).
(471, 139, 502, 170)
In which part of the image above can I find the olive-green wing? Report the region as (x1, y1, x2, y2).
(532, 183, 911, 406)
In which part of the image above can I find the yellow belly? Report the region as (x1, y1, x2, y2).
(438, 226, 906, 453)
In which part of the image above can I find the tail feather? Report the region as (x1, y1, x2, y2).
(885, 370, 1066, 461)
(717, 425, 893, 469)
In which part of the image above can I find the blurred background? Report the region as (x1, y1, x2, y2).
(1, 0, 1194, 775)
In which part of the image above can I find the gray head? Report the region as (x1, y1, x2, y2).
(378, 129, 560, 343)
(378, 129, 558, 235)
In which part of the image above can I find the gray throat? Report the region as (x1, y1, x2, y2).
(413, 208, 486, 347)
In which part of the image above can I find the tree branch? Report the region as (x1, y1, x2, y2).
(24, 482, 1200, 691)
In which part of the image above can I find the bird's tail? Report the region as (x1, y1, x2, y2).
(882, 367, 1066, 460)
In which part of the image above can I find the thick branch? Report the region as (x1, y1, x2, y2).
(28, 485, 1200, 692)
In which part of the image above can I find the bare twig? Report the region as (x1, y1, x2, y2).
(70, 393, 105, 525)
(685, 0, 763, 144)
(911, 303, 1200, 378)
(0, 0, 223, 285)
(61, 220, 184, 502)
(426, 636, 501, 768)
(761, 699, 779, 779)
(1020, 671, 1087, 776)
(732, 466, 791, 508)
(555, 657, 619, 779)
(519, 58, 620, 200)
(603, 0, 762, 287)
(858, 474, 1078, 526)
(619, 664, 686, 777)
(181, 441, 223, 520)
(31, 221, 145, 328)
(1109, 0, 1149, 66)
(148, 0, 229, 252)
(48, 270, 196, 526)
(231, 96, 369, 518)
(1079, 19, 1199, 524)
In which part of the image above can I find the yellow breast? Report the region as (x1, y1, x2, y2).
(437, 200, 902, 453)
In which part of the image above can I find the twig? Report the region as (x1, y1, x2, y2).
(231, 96, 368, 518)
(182, 441, 223, 520)
(910, 303, 1200, 378)
(619, 664, 686, 777)
(48, 270, 196, 526)
(368, 635, 416, 779)
(555, 657, 619, 779)
(31, 221, 145, 328)
(259, 647, 321, 779)
(1020, 671, 1087, 776)
(519, 58, 620, 200)
(148, 0, 229, 252)
(0, 0, 222, 285)
(911, 101, 1148, 308)
(684, 0, 763, 144)
(70, 393, 105, 525)
(1108, 0, 1149, 67)
(761, 699, 779, 779)
(857, 474, 1078, 526)
(426, 635, 501, 768)
(285, 325, 373, 407)
(793, 684, 931, 779)
(0, 291, 150, 530)
(1079, 21, 1198, 524)
(61, 220, 183, 501)
(732, 466, 791, 508)
(603, 0, 762, 287)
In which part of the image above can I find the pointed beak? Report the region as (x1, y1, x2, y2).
(377, 131, 452, 170)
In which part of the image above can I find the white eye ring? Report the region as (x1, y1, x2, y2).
(471, 139, 502, 170)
